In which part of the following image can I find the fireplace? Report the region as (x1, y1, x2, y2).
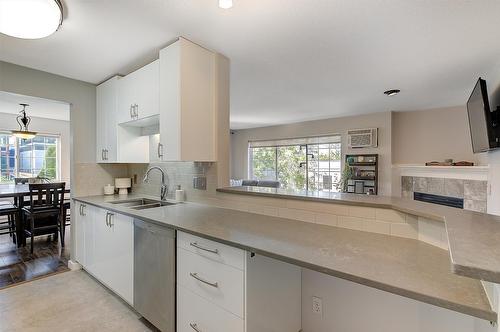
(414, 192, 464, 209)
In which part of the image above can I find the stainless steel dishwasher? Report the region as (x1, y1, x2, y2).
(134, 219, 175, 332)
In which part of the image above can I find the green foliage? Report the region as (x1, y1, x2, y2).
(251, 142, 342, 191)
(337, 164, 353, 192)
(38, 146, 57, 179)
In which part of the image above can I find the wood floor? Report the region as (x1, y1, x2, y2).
(0, 226, 70, 289)
(0, 270, 154, 331)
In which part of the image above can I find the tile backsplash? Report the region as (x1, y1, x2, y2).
(127, 162, 218, 202)
(401, 176, 487, 213)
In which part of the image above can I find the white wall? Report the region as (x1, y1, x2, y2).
(0, 112, 70, 182)
(231, 111, 393, 196)
(302, 269, 494, 332)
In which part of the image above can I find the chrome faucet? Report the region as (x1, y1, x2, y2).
(143, 166, 168, 200)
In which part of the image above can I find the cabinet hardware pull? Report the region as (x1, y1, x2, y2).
(105, 149, 108, 160)
(130, 104, 133, 119)
(134, 104, 138, 119)
(189, 323, 201, 332)
(190, 242, 219, 254)
(189, 272, 218, 288)
(81, 204, 86, 216)
(108, 213, 114, 227)
(157, 143, 163, 158)
(105, 213, 109, 226)
(101, 149, 104, 161)
(79, 205, 83, 216)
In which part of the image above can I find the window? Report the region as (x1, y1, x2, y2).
(248, 135, 341, 191)
(0, 133, 60, 183)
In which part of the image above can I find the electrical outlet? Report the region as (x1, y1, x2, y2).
(312, 296, 322, 315)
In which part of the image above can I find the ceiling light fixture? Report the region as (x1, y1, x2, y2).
(0, 0, 63, 39)
(384, 89, 401, 96)
(219, 0, 233, 9)
(12, 104, 37, 139)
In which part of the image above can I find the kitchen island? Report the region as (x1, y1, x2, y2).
(73, 193, 496, 322)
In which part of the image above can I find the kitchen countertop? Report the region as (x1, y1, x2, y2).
(74, 194, 496, 322)
(218, 186, 500, 285)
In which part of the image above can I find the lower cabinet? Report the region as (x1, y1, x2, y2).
(177, 231, 302, 332)
(74, 202, 134, 305)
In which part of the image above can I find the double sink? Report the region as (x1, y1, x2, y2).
(110, 198, 177, 210)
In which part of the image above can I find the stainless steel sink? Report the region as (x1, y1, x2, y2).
(110, 198, 177, 210)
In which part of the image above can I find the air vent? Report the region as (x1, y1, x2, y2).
(347, 128, 378, 148)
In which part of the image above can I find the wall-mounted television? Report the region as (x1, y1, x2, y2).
(467, 78, 499, 153)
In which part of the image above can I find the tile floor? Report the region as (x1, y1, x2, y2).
(0, 270, 154, 331)
(0, 226, 70, 289)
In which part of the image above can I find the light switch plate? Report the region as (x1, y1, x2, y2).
(193, 176, 207, 190)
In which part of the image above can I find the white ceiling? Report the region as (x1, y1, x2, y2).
(1, 0, 500, 129)
(0, 91, 70, 121)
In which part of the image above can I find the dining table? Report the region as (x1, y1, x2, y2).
(0, 183, 71, 248)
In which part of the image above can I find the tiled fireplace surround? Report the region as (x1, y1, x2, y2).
(401, 176, 488, 213)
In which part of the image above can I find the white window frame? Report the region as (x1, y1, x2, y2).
(0, 131, 61, 182)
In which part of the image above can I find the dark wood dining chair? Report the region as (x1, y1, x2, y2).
(0, 204, 19, 244)
(22, 182, 66, 254)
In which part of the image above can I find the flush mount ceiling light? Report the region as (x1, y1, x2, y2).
(383, 89, 401, 96)
(12, 104, 37, 139)
(219, 0, 233, 9)
(0, 0, 63, 39)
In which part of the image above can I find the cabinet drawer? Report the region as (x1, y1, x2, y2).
(177, 232, 245, 270)
(177, 285, 244, 332)
(177, 247, 244, 318)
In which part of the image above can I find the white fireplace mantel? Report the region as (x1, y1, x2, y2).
(393, 164, 489, 181)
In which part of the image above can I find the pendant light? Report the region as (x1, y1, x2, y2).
(12, 104, 37, 139)
(0, 0, 63, 39)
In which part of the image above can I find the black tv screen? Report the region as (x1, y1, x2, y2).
(467, 78, 498, 153)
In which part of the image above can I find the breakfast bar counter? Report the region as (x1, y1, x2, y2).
(74, 194, 496, 322)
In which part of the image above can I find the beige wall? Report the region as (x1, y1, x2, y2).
(0, 61, 126, 260)
(231, 112, 393, 196)
(392, 106, 486, 165)
(0, 112, 70, 182)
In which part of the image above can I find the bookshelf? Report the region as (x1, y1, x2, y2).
(345, 154, 378, 195)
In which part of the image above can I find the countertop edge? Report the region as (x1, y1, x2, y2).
(216, 187, 500, 284)
(72, 196, 497, 322)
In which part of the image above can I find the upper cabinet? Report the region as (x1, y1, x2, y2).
(117, 60, 160, 124)
(96, 76, 120, 163)
(95, 37, 230, 173)
(159, 38, 218, 162)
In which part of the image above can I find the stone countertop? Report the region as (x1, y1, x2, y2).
(218, 186, 500, 284)
(73, 194, 495, 322)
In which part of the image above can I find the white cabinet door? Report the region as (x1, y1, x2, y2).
(91, 207, 109, 281)
(159, 41, 181, 161)
(118, 60, 159, 124)
(159, 38, 216, 162)
(74, 201, 90, 265)
(82, 204, 96, 274)
(117, 74, 137, 124)
(86, 207, 134, 305)
(96, 76, 119, 162)
(107, 212, 134, 304)
(134, 60, 159, 121)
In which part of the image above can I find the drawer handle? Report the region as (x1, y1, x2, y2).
(190, 323, 201, 332)
(190, 242, 219, 254)
(189, 272, 218, 288)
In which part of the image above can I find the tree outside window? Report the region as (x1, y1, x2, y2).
(248, 136, 341, 192)
(0, 133, 59, 183)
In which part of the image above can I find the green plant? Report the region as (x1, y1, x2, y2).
(337, 164, 353, 192)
